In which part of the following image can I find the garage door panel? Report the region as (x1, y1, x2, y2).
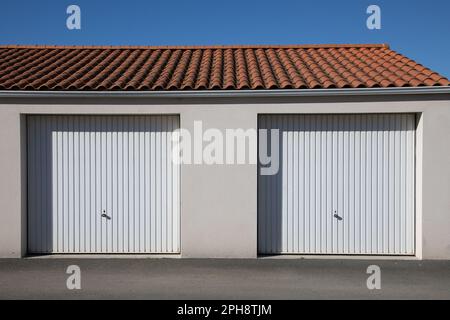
(258, 114, 415, 255)
(28, 115, 180, 254)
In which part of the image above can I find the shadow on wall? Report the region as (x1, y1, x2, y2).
(257, 116, 283, 254)
(27, 115, 53, 254)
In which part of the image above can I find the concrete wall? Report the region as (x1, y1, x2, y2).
(0, 94, 449, 259)
(0, 109, 23, 257)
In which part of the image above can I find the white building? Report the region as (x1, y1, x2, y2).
(0, 44, 449, 259)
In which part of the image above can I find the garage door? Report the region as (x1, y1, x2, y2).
(27, 115, 180, 254)
(258, 114, 415, 255)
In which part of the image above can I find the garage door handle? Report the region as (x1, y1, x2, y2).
(333, 213, 343, 221)
(101, 211, 111, 220)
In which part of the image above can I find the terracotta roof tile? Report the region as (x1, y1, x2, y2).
(0, 44, 448, 91)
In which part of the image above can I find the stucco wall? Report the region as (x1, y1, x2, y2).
(0, 94, 449, 259)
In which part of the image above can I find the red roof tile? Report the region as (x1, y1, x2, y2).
(0, 44, 448, 91)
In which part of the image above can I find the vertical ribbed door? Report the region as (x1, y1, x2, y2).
(27, 115, 180, 254)
(258, 114, 415, 255)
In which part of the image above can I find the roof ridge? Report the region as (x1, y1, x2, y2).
(0, 44, 390, 50)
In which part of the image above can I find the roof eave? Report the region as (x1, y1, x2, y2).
(0, 86, 449, 99)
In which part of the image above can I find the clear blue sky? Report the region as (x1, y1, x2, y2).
(1, 0, 449, 77)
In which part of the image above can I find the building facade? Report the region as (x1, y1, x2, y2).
(0, 44, 449, 259)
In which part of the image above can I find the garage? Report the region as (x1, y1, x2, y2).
(27, 115, 180, 254)
(258, 114, 416, 255)
(1, 44, 450, 259)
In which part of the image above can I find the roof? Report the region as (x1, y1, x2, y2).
(0, 44, 448, 91)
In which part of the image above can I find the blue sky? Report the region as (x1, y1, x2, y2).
(1, 0, 449, 77)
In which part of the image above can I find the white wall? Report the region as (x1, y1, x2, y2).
(0, 110, 23, 257)
(0, 94, 449, 259)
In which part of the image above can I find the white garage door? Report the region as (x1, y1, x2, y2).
(27, 115, 180, 254)
(258, 114, 415, 255)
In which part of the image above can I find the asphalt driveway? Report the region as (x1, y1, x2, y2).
(0, 258, 449, 299)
